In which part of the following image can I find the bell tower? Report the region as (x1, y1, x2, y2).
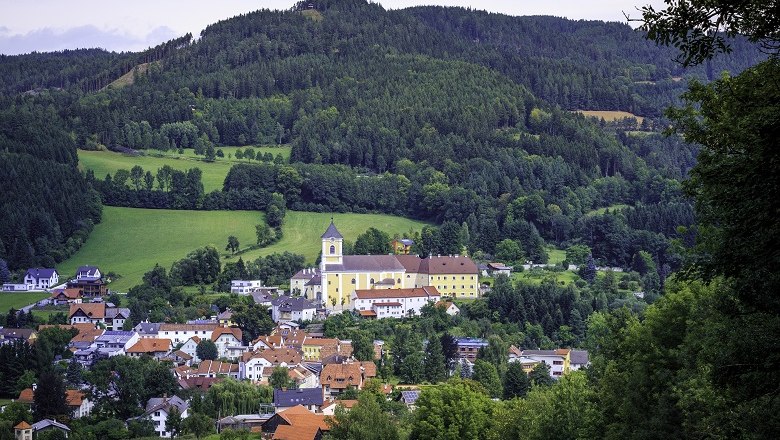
(321, 219, 343, 269)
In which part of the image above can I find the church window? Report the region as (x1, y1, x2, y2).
(351, 278, 356, 284)
(370, 278, 375, 284)
(330, 245, 335, 254)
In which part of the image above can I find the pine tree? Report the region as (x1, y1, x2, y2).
(66, 357, 83, 386)
(503, 362, 530, 399)
(423, 337, 447, 383)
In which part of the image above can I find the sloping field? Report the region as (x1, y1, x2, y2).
(78, 146, 290, 192)
(57, 207, 427, 291)
(576, 110, 645, 124)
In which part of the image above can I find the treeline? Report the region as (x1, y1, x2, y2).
(0, 99, 102, 271)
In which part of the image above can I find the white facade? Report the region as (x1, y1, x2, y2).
(179, 337, 201, 363)
(24, 269, 59, 290)
(240, 356, 273, 381)
(72, 397, 94, 419)
(151, 406, 188, 438)
(156, 324, 216, 345)
(213, 333, 243, 359)
(352, 287, 440, 319)
(230, 280, 264, 294)
(518, 353, 567, 377)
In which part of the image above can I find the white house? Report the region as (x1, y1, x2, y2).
(179, 336, 202, 363)
(66, 390, 94, 419)
(75, 266, 101, 281)
(211, 327, 244, 359)
(517, 349, 573, 378)
(230, 280, 264, 294)
(271, 296, 318, 323)
(156, 323, 217, 345)
(142, 396, 189, 438)
(23, 268, 59, 290)
(352, 287, 440, 319)
(436, 300, 460, 316)
(239, 348, 302, 381)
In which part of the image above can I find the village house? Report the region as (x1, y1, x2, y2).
(319, 362, 376, 398)
(126, 338, 172, 359)
(271, 295, 318, 323)
(17, 388, 93, 419)
(67, 266, 107, 297)
(156, 323, 217, 344)
(435, 300, 460, 316)
(139, 396, 189, 438)
(230, 279, 264, 294)
(179, 336, 202, 362)
(290, 268, 321, 298)
(391, 238, 415, 255)
(68, 303, 130, 330)
(93, 330, 139, 357)
(273, 388, 324, 413)
(239, 348, 302, 382)
(262, 405, 329, 440)
(301, 338, 339, 362)
(195, 360, 240, 379)
(0, 328, 36, 345)
(14, 421, 32, 440)
(23, 268, 59, 290)
(211, 326, 244, 360)
(455, 337, 488, 361)
(516, 349, 572, 377)
(251, 334, 285, 351)
(31, 420, 70, 438)
(49, 288, 83, 305)
(352, 287, 441, 319)
(133, 322, 162, 338)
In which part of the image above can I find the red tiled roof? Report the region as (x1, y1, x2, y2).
(127, 338, 171, 353)
(17, 388, 34, 404)
(211, 326, 242, 343)
(14, 422, 32, 430)
(69, 303, 105, 319)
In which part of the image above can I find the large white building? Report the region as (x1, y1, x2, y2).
(230, 280, 264, 294)
(23, 268, 59, 290)
(352, 287, 440, 319)
(156, 323, 217, 345)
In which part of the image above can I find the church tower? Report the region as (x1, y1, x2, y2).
(321, 219, 343, 270)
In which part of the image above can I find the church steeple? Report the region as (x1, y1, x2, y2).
(321, 219, 343, 269)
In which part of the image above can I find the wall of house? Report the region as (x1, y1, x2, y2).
(426, 273, 479, 298)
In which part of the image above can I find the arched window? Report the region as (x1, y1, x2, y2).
(329, 245, 335, 254)
(370, 278, 375, 284)
(351, 278, 356, 284)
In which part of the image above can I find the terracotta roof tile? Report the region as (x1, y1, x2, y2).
(127, 338, 171, 353)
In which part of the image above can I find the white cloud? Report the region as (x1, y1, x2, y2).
(0, 25, 178, 55)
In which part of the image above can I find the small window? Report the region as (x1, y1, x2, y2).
(330, 245, 335, 254)
(351, 278, 356, 284)
(370, 278, 375, 284)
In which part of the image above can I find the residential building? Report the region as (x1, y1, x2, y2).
(93, 330, 139, 357)
(301, 338, 339, 362)
(67, 266, 106, 297)
(31, 420, 70, 438)
(179, 336, 202, 362)
(133, 322, 162, 339)
(68, 303, 129, 330)
(211, 327, 244, 359)
(262, 405, 328, 440)
(75, 266, 101, 280)
(0, 328, 36, 345)
(273, 388, 324, 413)
(23, 268, 59, 290)
(126, 338, 172, 358)
(49, 288, 83, 305)
(271, 296, 317, 323)
(195, 360, 240, 379)
(487, 262, 512, 277)
(141, 396, 189, 438)
(320, 362, 376, 397)
(391, 238, 415, 255)
(435, 300, 460, 316)
(156, 323, 217, 344)
(230, 280, 264, 294)
(518, 349, 572, 377)
(455, 338, 488, 361)
(569, 349, 590, 371)
(66, 390, 94, 418)
(352, 287, 440, 319)
(217, 309, 235, 326)
(290, 268, 321, 298)
(239, 348, 301, 381)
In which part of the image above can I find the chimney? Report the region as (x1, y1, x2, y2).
(32, 383, 37, 391)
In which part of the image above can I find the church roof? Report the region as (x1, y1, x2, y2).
(324, 255, 405, 272)
(321, 221, 343, 239)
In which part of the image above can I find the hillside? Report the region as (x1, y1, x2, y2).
(57, 206, 426, 291)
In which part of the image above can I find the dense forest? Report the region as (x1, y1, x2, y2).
(0, 0, 777, 437)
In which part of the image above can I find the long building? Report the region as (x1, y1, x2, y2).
(290, 221, 479, 309)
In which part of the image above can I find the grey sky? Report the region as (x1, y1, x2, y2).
(0, 0, 663, 55)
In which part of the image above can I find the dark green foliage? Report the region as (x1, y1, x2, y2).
(528, 363, 554, 387)
(183, 413, 214, 440)
(350, 330, 374, 362)
(66, 356, 83, 386)
(353, 228, 392, 255)
(472, 360, 502, 398)
(196, 340, 218, 361)
(33, 370, 68, 420)
(166, 406, 183, 438)
(231, 303, 274, 344)
(423, 336, 447, 384)
(327, 393, 399, 440)
(269, 366, 294, 390)
(409, 380, 493, 440)
(169, 246, 221, 286)
(225, 235, 240, 254)
(503, 362, 530, 399)
(579, 255, 597, 283)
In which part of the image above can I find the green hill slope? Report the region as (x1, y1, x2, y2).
(57, 206, 426, 291)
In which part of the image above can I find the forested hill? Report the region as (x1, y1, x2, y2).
(0, 0, 758, 275)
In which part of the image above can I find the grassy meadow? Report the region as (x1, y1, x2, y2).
(576, 110, 645, 124)
(78, 146, 291, 192)
(58, 207, 427, 292)
(0, 292, 51, 311)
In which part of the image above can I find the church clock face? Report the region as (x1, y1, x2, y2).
(330, 238, 334, 243)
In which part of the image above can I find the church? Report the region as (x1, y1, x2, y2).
(290, 221, 480, 310)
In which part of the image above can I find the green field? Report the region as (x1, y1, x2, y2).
(0, 292, 50, 311)
(585, 204, 629, 216)
(58, 207, 427, 292)
(546, 247, 566, 264)
(514, 269, 580, 286)
(78, 146, 291, 192)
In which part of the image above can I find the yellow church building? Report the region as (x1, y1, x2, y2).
(291, 221, 480, 310)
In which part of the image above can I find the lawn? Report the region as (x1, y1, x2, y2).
(546, 247, 566, 265)
(78, 145, 291, 192)
(57, 207, 428, 292)
(236, 211, 428, 263)
(0, 292, 50, 311)
(575, 110, 645, 124)
(514, 269, 580, 286)
(585, 204, 629, 216)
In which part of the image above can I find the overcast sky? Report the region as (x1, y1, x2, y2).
(0, 0, 664, 55)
